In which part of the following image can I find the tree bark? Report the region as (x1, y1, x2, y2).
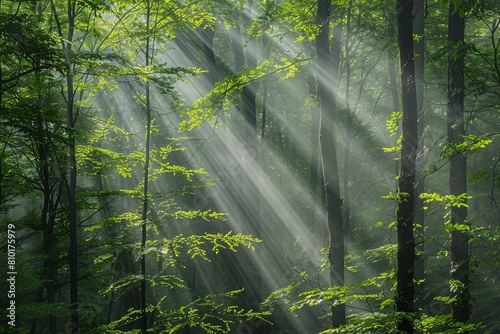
(50, 0, 81, 329)
(395, 0, 417, 332)
(413, 0, 426, 313)
(36, 85, 61, 334)
(315, 0, 346, 326)
(447, 2, 470, 328)
(343, 3, 352, 238)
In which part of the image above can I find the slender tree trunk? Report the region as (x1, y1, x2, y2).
(395, 0, 417, 332)
(30, 16, 61, 328)
(52, 0, 80, 329)
(36, 92, 60, 334)
(413, 0, 426, 313)
(343, 2, 352, 237)
(66, 50, 80, 334)
(315, 0, 346, 326)
(141, 1, 152, 333)
(447, 2, 470, 328)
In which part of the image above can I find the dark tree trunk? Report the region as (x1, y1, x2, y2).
(343, 3, 352, 238)
(36, 96, 61, 334)
(67, 58, 79, 334)
(413, 0, 426, 313)
(447, 2, 470, 328)
(55, 0, 80, 329)
(315, 0, 346, 327)
(395, 0, 418, 332)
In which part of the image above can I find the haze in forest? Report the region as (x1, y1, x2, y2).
(1, 0, 499, 333)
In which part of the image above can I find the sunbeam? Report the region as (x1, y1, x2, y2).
(3, 0, 500, 333)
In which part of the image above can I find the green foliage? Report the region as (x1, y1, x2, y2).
(416, 312, 484, 333)
(2, 0, 500, 332)
(157, 232, 260, 262)
(386, 111, 402, 136)
(382, 112, 402, 153)
(291, 276, 386, 311)
(96, 290, 269, 333)
(420, 192, 472, 209)
(180, 57, 308, 131)
(320, 312, 405, 334)
(440, 134, 494, 158)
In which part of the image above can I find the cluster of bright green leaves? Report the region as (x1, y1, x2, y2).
(180, 57, 308, 131)
(138, 231, 260, 266)
(263, 239, 400, 332)
(290, 276, 387, 311)
(95, 231, 259, 286)
(420, 192, 472, 209)
(320, 313, 404, 334)
(382, 111, 402, 153)
(249, 0, 318, 42)
(97, 290, 269, 334)
(440, 134, 494, 158)
(414, 276, 485, 333)
(420, 192, 472, 233)
(92, 228, 262, 332)
(416, 312, 484, 334)
(265, 268, 401, 334)
(248, 0, 349, 43)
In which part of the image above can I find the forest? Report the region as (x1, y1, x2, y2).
(1, 0, 499, 332)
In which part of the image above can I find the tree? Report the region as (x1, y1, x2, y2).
(315, 0, 346, 327)
(413, 0, 426, 313)
(237, 0, 263, 316)
(0, 4, 67, 333)
(395, 0, 418, 332)
(447, 0, 470, 327)
(49, 0, 84, 329)
(139, 1, 153, 331)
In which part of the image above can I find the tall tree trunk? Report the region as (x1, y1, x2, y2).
(315, 0, 346, 326)
(36, 87, 60, 334)
(50, 0, 80, 329)
(141, 1, 152, 332)
(447, 2, 470, 328)
(31, 10, 61, 327)
(413, 0, 426, 313)
(343, 2, 352, 238)
(395, 0, 417, 332)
